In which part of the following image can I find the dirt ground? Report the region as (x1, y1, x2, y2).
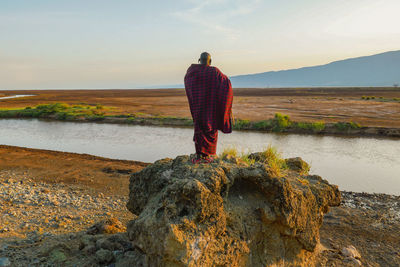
(0, 145, 399, 266)
(0, 145, 148, 197)
(1, 87, 400, 128)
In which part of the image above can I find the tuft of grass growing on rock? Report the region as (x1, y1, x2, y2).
(220, 147, 239, 158)
(239, 154, 256, 166)
(219, 147, 255, 166)
(260, 146, 287, 177)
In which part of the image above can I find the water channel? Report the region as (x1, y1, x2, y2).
(0, 119, 399, 195)
(0, 95, 34, 100)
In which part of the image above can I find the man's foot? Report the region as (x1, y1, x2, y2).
(191, 154, 216, 164)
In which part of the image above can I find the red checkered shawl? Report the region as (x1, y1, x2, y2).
(184, 64, 233, 133)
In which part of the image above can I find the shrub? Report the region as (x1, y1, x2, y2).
(253, 120, 272, 130)
(272, 113, 291, 132)
(56, 112, 68, 120)
(234, 119, 251, 130)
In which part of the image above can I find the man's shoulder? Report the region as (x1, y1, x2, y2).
(209, 66, 228, 79)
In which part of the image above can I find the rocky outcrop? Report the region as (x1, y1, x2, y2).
(126, 154, 341, 267)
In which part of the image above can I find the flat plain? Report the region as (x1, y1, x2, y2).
(1, 87, 400, 127)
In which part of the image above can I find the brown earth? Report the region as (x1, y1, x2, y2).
(0, 145, 148, 197)
(1, 87, 400, 128)
(0, 146, 399, 266)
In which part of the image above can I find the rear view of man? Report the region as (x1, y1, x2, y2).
(184, 52, 233, 164)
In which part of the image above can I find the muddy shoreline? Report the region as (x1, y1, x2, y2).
(0, 145, 399, 266)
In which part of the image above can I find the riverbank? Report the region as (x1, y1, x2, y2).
(0, 87, 400, 134)
(0, 145, 398, 266)
(1, 103, 400, 139)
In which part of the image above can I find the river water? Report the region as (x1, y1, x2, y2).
(0, 119, 399, 195)
(0, 95, 34, 100)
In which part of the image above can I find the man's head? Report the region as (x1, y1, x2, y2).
(198, 52, 211, 66)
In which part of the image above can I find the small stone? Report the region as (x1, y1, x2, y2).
(83, 245, 97, 255)
(86, 218, 126, 235)
(50, 249, 67, 263)
(96, 238, 114, 250)
(342, 245, 361, 259)
(41, 188, 50, 194)
(0, 257, 11, 267)
(349, 257, 362, 266)
(96, 249, 114, 264)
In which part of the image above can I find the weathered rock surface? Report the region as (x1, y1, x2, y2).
(126, 154, 341, 266)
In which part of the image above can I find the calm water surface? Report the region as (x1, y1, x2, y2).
(0, 95, 34, 100)
(0, 119, 399, 195)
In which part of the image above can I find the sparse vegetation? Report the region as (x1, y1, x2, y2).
(0, 105, 367, 136)
(233, 119, 251, 130)
(220, 147, 239, 158)
(253, 120, 272, 130)
(220, 146, 289, 176)
(220, 147, 256, 165)
(272, 113, 291, 131)
(361, 96, 400, 103)
(296, 121, 325, 132)
(0, 103, 106, 120)
(334, 121, 361, 131)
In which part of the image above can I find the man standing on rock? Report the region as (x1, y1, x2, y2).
(184, 52, 233, 164)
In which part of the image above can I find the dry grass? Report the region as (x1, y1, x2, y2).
(220, 145, 287, 176)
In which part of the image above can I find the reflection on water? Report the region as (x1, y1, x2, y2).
(0, 119, 399, 195)
(0, 95, 34, 100)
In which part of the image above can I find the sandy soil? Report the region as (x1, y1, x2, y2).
(1, 88, 400, 128)
(0, 146, 399, 266)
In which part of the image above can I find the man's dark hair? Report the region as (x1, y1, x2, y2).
(199, 52, 211, 65)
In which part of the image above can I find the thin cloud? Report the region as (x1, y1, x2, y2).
(172, 0, 260, 40)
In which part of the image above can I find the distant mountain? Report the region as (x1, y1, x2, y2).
(230, 50, 400, 88)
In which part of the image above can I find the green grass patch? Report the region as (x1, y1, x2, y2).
(253, 120, 272, 130)
(334, 121, 361, 131)
(0, 103, 107, 120)
(295, 121, 325, 132)
(233, 119, 251, 130)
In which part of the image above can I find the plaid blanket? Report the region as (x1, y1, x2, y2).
(184, 64, 233, 133)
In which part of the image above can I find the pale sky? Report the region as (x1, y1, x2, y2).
(1, 0, 399, 89)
